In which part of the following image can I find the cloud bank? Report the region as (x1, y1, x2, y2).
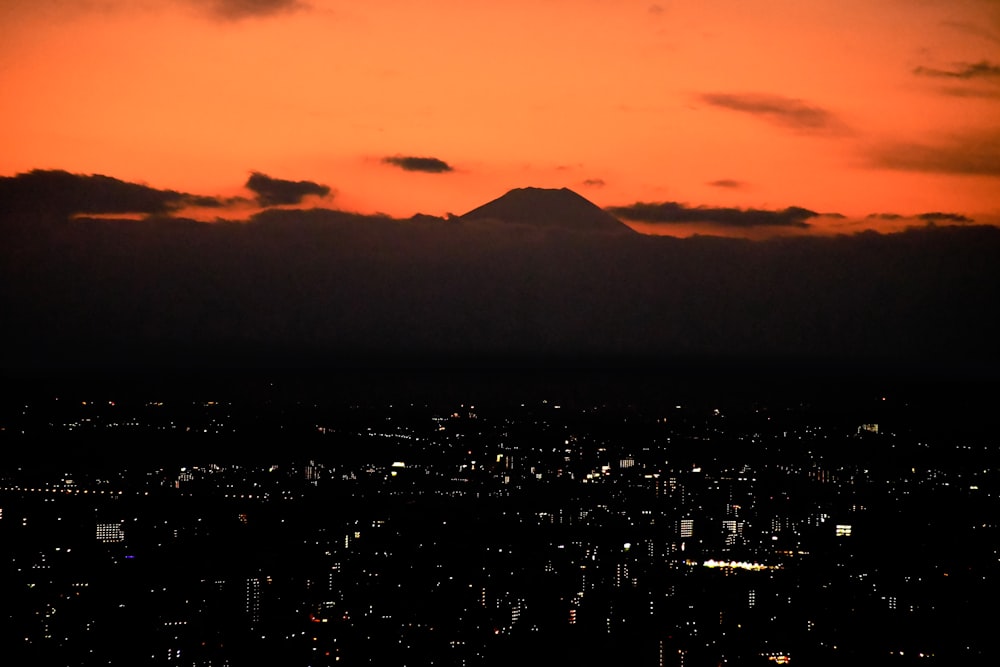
(868, 211, 974, 224)
(0, 169, 223, 217)
(607, 201, 818, 228)
(918, 212, 974, 224)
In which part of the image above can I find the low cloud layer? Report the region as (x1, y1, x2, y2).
(868, 211, 974, 224)
(245, 171, 331, 206)
(918, 212, 974, 224)
(606, 201, 818, 228)
(0, 169, 222, 217)
(382, 156, 454, 173)
(699, 93, 839, 132)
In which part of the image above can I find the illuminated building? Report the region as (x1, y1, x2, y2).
(96, 522, 124, 543)
(245, 577, 261, 629)
(723, 519, 744, 547)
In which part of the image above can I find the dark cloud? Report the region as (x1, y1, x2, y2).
(708, 179, 743, 189)
(699, 93, 839, 132)
(186, 195, 231, 208)
(866, 211, 974, 225)
(869, 130, 1000, 176)
(206, 0, 306, 21)
(606, 201, 817, 228)
(582, 178, 606, 187)
(245, 171, 331, 206)
(382, 156, 454, 173)
(918, 212, 974, 224)
(0, 169, 223, 219)
(914, 60, 1000, 80)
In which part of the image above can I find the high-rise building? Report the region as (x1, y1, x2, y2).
(723, 520, 744, 546)
(245, 577, 261, 629)
(511, 598, 524, 627)
(96, 522, 124, 543)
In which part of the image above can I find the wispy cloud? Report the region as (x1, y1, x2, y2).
(914, 60, 1000, 80)
(699, 93, 840, 132)
(707, 179, 744, 189)
(382, 156, 454, 173)
(941, 20, 1000, 46)
(582, 178, 605, 187)
(869, 130, 1000, 176)
(205, 0, 307, 21)
(1, 0, 309, 22)
(606, 201, 817, 228)
(245, 171, 331, 206)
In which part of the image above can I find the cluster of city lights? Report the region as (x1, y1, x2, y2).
(698, 559, 782, 571)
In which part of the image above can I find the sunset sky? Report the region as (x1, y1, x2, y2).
(2, 0, 998, 235)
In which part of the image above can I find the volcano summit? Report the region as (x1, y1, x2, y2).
(460, 187, 635, 234)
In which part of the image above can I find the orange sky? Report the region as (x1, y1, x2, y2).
(2, 0, 998, 235)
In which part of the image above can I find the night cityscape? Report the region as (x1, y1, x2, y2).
(2, 375, 995, 666)
(4, 1, 999, 665)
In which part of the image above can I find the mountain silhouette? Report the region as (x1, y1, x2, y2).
(460, 187, 635, 233)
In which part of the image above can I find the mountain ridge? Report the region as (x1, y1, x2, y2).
(460, 187, 635, 234)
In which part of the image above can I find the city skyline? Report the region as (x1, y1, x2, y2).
(1, 383, 995, 665)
